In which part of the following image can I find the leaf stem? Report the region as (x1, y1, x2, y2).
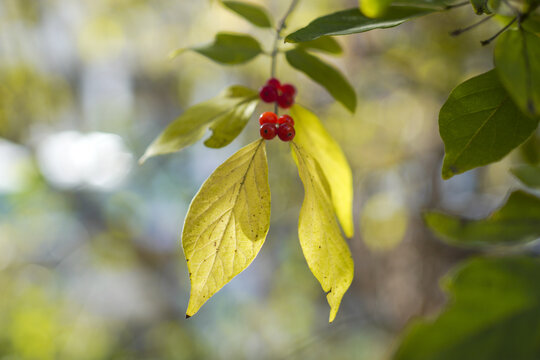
(270, 0, 299, 113)
(450, 15, 494, 36)
(480, 17, 516, 46)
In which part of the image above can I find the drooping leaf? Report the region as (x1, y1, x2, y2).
(221, 1, 273, 28)
(296, 36, 343, 55)
(183, 140, 270, 318)
(511, 164, 540, 189)
(171, 32, 263, 65)
(439, 70, 539, 179)
(495, 29, 540, 117)
(285, 6, 440, 43)
(291, 142, 354, 322)
(290, 104, 354, 237)
(140, 86, 258, 163)
(394, 256, 540, 360)
(204, 98, 258, 148)
(424, 190, 540, 246)
(285, 49, 356, 112)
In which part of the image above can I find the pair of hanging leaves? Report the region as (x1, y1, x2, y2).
(181, 105, 354, 321)
(141, 89, 354, 321)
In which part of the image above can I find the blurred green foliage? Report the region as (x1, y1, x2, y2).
(0, 0, 538, 359)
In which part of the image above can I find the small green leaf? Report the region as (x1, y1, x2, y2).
(424, 190, 540, 246)
(296, 36, 343, 55)
(291, 142, 354, 322)
(183, 140, 270, 318)
(290, 104, 354, 237)
(204, 98, 258, 148)
(221, 1, 273, 28)
(285, 6, 439, 43)
(511, 164, 540, 189)
(285, 49, 356, 112)
(394, 256, 540, 360)
(171, 32, 263, 65)
(140, 86, 258, 163)
(470, 0, 498, 14)
(440, 70, 539, 179)
(495, 29, 540, 117)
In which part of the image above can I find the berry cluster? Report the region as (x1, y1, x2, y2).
(259, 78, 296, 109)
(259, 112, 295, 142)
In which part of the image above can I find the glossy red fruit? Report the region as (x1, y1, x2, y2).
(259, 85, 278, 103)
(260, 123, 277, 140)
(267, 78, 281, 89)
(259, 111, 278, 125)
(277, 123, 295, 141)
(277, 114, 294, 126)
(280, 83, 296, 96)
(277, 93, 294, 108)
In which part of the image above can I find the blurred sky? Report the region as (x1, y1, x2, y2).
(0, 0, 532, 359)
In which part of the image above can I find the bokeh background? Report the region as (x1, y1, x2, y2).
(0, 0, 533, 359)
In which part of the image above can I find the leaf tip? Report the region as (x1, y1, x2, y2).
(169, 48, 186, 60)
(185, 314, 191, 319)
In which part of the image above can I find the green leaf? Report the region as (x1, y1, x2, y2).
(285, 6, 439, 43)
(439, 70, 539, 179)
(221, 1, 273, 28)
(204, 98, 258, 148)
(470, 0, 499, 14)
(511, 164, 540, 189)
(296, 36, 343, 55)
(171, 32, 263, 65)
(140, 86, 258, 163)
(290, 104, 354, 237)
(183, 140, 270, 318)
(394, 256, 540, 360)
(291, 142, 354, 322)
(285, 49, 356, 112)
(424, 190, 540, 246)
(495, 29, 540, 117)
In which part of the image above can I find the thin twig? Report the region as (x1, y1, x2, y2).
(270, 0, 299, 114)
(480, 17, 516, 45)
(270, 0, 299, 79)
(450, 15, 494, 36)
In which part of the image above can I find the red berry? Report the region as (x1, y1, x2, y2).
(267, 78, 281, 89)
(280, 83, 296, 96)
(260, 123, 277, 140)
(259, 111, 278, 125)
(277, 123, 295, 141)
(277, 114, 294, 126)
(277, 93, 294, 108)
(259, 85, 278, 103)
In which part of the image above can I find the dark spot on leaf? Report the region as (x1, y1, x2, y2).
(528, 99, 535, 114)
(185, 314, 191, 319)
(449, 165, 459, 174)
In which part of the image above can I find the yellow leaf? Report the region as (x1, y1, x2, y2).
(292, 142, 354, 322)
(182, 139, 270, 317)
(290, 104, 354, 237)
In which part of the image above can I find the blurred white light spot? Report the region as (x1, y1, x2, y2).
(0, 139, 31, 193)
(37, 131, 133, 190)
